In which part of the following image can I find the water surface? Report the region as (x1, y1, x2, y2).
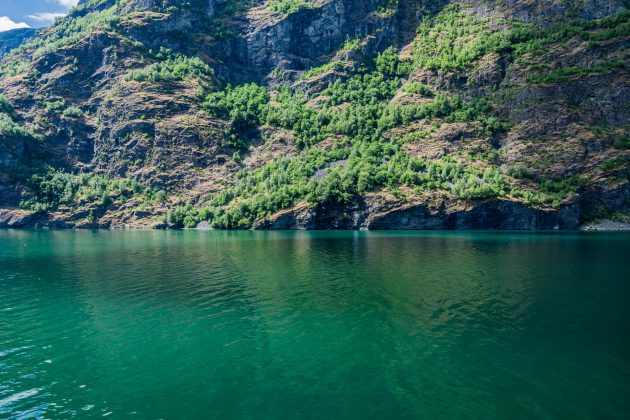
(1, 230, 629, 418)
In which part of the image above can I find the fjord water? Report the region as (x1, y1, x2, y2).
(1, 230, 629, 418)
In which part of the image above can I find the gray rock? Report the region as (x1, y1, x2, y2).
(581, 220, 630, 231)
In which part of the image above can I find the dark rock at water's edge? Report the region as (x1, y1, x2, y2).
(581, 220, 630, 231)
(2, 182, 629, 231)
(369, 201, 575, 230)
(253, 199, 579, 230)
(255, 183, 630, 230)
(0, 209, 42, 228)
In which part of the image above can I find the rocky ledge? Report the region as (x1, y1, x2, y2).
(581, 220, 630, 231)
(253, 199, 580, 230)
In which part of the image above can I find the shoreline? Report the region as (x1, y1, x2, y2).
(2, 224, 630, 232)
(3, 204, 630, 232)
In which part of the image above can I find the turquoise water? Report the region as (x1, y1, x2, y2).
(0, 230, 629, 418)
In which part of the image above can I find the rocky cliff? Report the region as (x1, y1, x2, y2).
(0, 0, 628, 229)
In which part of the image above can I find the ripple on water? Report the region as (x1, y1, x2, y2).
(0, 230, 629, 418)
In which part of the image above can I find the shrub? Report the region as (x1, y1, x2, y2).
(613, 135, 630, 150)
(269, 0, 313, 15)
(402, 82, 434, 97)
(0, 113, 36, 141)
(0, 94, 13, 114)
(62, 106, 84, 118)
(44, 100, 66, 115)
(125, 55, 214, 83)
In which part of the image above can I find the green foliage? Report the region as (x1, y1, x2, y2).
(20, 167, 152, 213)
(168, 140, 511, 229)
(602, 156, 628, 171)
(43, 100, 66, 115)
(402, 82, 434, 97)
(0, 95, 14, 114)
(613, 135, 630, 150)
(323, 73, 400, 106)
(0, 95, 37, 143)
(411, 4, 505, 72)
(202, 83, 270, 148)
(302, 60, 349, 79)
(203, 83, 269, 123)
(0, 114, 37, 142)
(269, 0, 314, 15)
(125, 54, 214, 83)
(374, 47, 412, 78)
(340, 37, 362, 52)
(62, 106, 85, 118)
(537, 176, 590, 205)
(165, 204, 195, 228)
(378, 95, 504, 133)
(187, 39, 522, 227)
(527, 61, 625, 84)
(411, 5, 630, 72)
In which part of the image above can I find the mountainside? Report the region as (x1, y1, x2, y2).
(0, 0, 629, 229)
(0, 28, 38, 60)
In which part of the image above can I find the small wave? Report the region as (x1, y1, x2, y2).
(0, 346, 30, 358)
(0, 388, 39, 408)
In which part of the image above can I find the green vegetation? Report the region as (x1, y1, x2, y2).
(0, 96, 37, 143)
(44, 100, 66, 115)
(527, 61, 625, 84)
(0, 94, 13, 114)
(301, 60, 349, 79)
(402, 82, 434, 97)
(269, 0, 315, 15)
(167, 4, 627, 228)
(411, 5, 630, 72)
(0, 114, 35, 142)
(166, 144, 512, 228)
(602, 156, 628, 171)
(613, 135, 630, 150)
(19, 166, 155, 214)
(125, 53, 214, 83)
(62, 106, 85, 118)
(183, 46, 517, 228)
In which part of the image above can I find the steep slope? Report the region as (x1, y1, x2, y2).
(0, 28, 38, 60)
(0, 0, 628, 229)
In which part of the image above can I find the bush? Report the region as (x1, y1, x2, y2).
(613, 135, 630, 150)
(125, 55, 214, 83)
(19, 167, 152, 213)
(0, 113, 36, 141)
(269, 0, 313, 15)
(44, 100, 66, 115)
(402, 82, 434, 97)
(62, 106, 84, 118)
(0, 94, 13, 114)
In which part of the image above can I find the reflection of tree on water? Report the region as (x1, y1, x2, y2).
(2, 231, 629, 418)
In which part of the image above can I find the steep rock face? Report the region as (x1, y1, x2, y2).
(240, 0, 426, 81)
(368, 201, 571, 230)
(254, 198, 579, 230)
